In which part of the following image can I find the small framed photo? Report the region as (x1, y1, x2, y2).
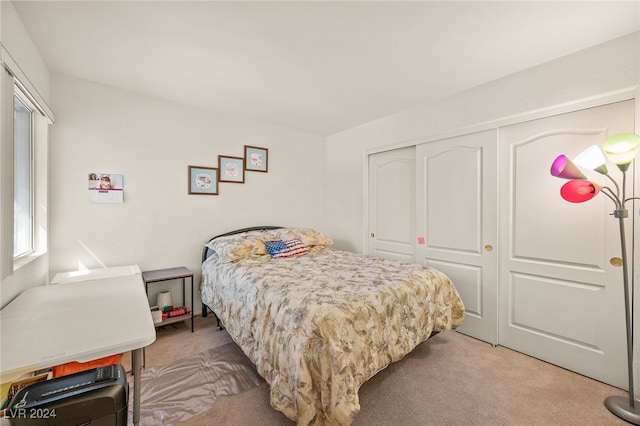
(188, 166, 218, 195)
(219, 156, 245, 183)
(244, 145, 268, 173)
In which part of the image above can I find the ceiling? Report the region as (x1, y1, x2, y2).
(12, 1, 640, 136)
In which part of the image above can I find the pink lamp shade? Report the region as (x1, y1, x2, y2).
(550, 155, 586, 179)
(560, 179, 600, 203)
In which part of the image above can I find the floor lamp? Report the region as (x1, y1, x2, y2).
(550, 133, 640, 425)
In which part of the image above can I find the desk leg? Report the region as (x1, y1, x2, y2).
(132, 348, 142, 425)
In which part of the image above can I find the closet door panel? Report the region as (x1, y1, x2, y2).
(499, 99, 635, 389)
(510, 273, 603, 347)
(417, 129, 498, 344)
(368, 147, 415, 261)
(425, 148, 480, 252)
(512, 131, 607, 267)
(428, 259, 483, 317)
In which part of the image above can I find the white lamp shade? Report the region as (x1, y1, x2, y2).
(157, 291, 172, 308)
(574, 145, 608, 175)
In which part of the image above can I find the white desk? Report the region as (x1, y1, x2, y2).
(0, 266, 156, 425)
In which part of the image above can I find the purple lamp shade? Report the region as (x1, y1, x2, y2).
(560, 179, 600, 203)
(550, 155, 587, 179)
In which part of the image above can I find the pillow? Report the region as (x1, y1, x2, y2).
(272, 228, 333, 247)
(206, 231, 275, 262)
(265, 238, 309, 259)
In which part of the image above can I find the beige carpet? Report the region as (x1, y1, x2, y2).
(125, 315, 629, 426)
(127, 342, 264, 425)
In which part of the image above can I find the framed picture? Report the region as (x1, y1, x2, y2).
(244, 145, 268, 172)
(188, 166, 218, 195)
(218, 155, 245, 183)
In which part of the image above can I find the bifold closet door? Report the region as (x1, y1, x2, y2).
(416, 130, 498, 345)
(498, 100, 635, 389)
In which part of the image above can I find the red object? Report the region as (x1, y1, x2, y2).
(167, 306, 191, 317)
(560, 179, 600, 203)
(160, 306, 191, 320)
(52, 354, 123, 378)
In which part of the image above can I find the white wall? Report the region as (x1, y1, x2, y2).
(0, 0, 51, 308)
(325, 31, 639, 399)
(49, 74, 325, 313)
(1, 1, 51, 104)
(325, 32, 639, 253)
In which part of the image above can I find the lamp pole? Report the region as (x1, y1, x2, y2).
(603, 171, 640, 424)
(551, 134, 640, 424)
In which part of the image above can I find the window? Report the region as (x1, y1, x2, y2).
(13, 89, 34, 258)
(1, 65, 51, 279)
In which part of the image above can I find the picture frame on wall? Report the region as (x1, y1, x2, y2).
(244, 145, 268, 173)
(188, 166, 219, 195)
(218, 155, 245, 183)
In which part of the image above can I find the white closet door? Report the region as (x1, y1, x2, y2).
(416, 130, 498, 344)
(367, 146, 416, 262)
(498, 100, 635, 389)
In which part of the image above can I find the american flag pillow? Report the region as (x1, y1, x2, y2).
(265, 238, 309, 258)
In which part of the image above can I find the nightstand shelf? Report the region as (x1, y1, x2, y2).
(142, 266, 194, 333)
(154, 313, 191, 327)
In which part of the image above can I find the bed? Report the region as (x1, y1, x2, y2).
(200, 226, 465, 425)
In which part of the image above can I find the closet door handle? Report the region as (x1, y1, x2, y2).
(610, 257, 623, 267)
(484, 245, 493, 252)
(370, 233, 375, 238)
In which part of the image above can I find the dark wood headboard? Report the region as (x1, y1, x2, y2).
(201, 225, 283, 263)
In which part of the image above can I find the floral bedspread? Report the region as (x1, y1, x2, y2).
(201, 245, 465, 425)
